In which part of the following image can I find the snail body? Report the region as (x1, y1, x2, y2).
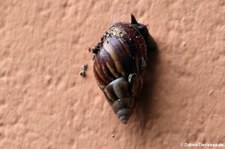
(92, 15, 155, 124)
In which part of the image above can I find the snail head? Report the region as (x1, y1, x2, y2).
(131, 14, 155, 52)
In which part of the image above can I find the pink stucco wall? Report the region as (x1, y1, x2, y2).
(0, 0, 224, 148)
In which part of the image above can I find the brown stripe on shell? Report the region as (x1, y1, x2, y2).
(103, 38, 126, 76)
(108, 36, 135, 75)
(98, 47, 118, 80)
(93, 65, 106, 89)
(97, 57, 114, 82)
(106, 62, 119, 78)
(94, 56, 109, 86)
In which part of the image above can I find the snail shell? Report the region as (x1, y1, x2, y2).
(92, 15, 155, 124)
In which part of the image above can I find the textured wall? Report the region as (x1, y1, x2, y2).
(0, 0, 224, 148)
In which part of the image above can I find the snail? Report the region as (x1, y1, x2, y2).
(92, 15, 155, 124)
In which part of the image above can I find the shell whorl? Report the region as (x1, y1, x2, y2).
(103, 78, 137, 124)
(117, 108, 133, 124)
(112, 97, 135, 124)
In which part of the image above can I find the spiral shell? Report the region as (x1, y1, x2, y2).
(92, 15, 154, 124)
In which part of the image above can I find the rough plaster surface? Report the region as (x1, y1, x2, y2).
(0, 0, 224, 149)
